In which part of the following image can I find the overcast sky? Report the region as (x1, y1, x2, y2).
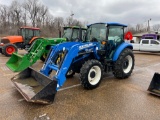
(0, 0, 160, 26)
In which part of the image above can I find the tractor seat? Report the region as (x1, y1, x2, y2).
(107, 40, 115, 49)
(106, 40, 116, 59)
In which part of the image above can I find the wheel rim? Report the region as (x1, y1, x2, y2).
(6, 46, 15, 54)
(88, 66, 101, 85)
(123, 55, 133, 73)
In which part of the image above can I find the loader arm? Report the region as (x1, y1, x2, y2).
(40, 42, 100, 89)
(6, 38, 65, 72)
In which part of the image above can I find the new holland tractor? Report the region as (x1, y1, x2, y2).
(0, 27, 41, 56)
(6, 26, 87, 72)
(11, 22, 135, 104)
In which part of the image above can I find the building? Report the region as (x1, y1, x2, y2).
(133, 31, 160, 43)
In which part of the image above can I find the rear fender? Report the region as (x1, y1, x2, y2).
(29, 37, 39, 44)
(112, 42, 133, 61)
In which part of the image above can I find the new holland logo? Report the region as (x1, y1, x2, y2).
(79, 43, 93, 50)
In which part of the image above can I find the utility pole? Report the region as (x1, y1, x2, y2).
(148, 18, 151, 32)
(69, 11, 74, 26)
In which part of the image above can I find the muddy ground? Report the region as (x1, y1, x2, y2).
(0, 51, 160, 120)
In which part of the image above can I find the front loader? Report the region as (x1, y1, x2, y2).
(11, 22, 135, 104)
(6, 38, 65, 72)
(148, 73, 160, 96)
(6, 26, 87, 72)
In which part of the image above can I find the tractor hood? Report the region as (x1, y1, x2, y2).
(45, 38, 67, 43)
(1, 36, 23, 45)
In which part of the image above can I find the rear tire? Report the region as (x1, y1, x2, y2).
(2, 43, 18, 57)
(80, 59, 103, 89)
(113, 48, 134, 79)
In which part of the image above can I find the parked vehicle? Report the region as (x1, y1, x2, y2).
(11, 22, 134, 104)
(132, 39, 160, 52)
(0, 27, 41, 56)
(6, 26, 86, 72)
(142, 33, 160, 40)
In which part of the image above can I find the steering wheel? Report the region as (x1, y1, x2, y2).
(90, 37, 98, 42)
(72, 38, 80, 42)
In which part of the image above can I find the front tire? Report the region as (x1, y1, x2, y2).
(113, 48, 134, 78)
(40, 55, 46, 62)
(80, 59, 103, 89)
(2, 43, 18, 57)
(66, 70, 75, 78)
(0, 48, 3, 54)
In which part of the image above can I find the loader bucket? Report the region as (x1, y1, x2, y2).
(148, 72, 160, 96)
(11, 67, 57, 104)
(6, 53, 30, 72)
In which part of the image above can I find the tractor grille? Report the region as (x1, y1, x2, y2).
(1, 39, 10, 44)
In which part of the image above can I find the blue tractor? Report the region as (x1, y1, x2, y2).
(11, 22, 135, 104)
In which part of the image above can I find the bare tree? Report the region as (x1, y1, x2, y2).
(36, 4, 48, 27)
(0, 0, 85, 37)
(52, 17, 64, 37)
(136, 24, 141, 32)
(42, 15, 56, 37)
(54, 17, 64, 28)
(10, 0, 23, 29)
(0, 5, 9, 34)
(22, 3, 28, 26)
(24, 0, 41, 27)
(152, 24, 160, 32)
(65, 16, 83, 27)
(72, 19, 83, 26)
(125, 24, 136, 34)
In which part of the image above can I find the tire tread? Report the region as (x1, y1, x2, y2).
(80, 59, 103, 89)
